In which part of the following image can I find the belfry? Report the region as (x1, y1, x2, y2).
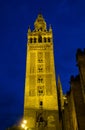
(24, 14, 60, 130)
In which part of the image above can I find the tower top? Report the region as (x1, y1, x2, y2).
(27, 14, 53, 44)
(34, 14, 47, 31)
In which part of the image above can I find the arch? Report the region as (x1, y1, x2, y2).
(34, 37, 36, 43)
(48, 37, 50, 42)
(30, 38, 32, 43)
(44, 37, 46, 42)
(38, 35, 42, 43)
(40, 116, 44, 122)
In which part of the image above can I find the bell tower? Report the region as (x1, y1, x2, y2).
(24, 14, 60, 130)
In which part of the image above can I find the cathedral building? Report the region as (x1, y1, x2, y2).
(7, 15, 85, 130)
(69, 49, 85, 130)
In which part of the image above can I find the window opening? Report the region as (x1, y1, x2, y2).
(38, 35, 42, 43)
(37, 77, 43, 83)
(40, 101, 43, 106)
(37, 86, 44, 96)
(48, 37, 50, 42)
(30, 38, 32, 43)
(38, 65, 43, 73)
(44, 37, 46, 42)
(34, 38, 36, 43)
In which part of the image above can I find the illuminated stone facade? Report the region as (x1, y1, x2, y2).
(23, 14, 60, 130)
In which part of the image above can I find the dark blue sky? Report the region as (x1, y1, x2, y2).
(0, 0, 85, 129)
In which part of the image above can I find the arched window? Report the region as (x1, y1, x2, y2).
(37, 86, 44, 96)
(44, 37, 46, 42)
(37, 65, 43, 73)
(34, 37, 36, 43)
(30, 38, 32, 43)
(37, 77, 43, 83)
(48, 37, 50, 42)
(38, 35, 42, 43)
(39, 116, 44, 122)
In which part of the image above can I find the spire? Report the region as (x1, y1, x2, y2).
(58, 76, 64, 111)
(58, 76, 63, 92)
(34, 14, 47, 31)
(49, 24, 52, 32)
(28, 26, 31, 33)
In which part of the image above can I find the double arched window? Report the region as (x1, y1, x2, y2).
(44, 37, 51, 43)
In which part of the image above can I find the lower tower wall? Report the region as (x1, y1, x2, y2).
(24, 108, 61, 130)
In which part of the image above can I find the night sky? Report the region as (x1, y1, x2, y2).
(0, 0, 85, 129)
